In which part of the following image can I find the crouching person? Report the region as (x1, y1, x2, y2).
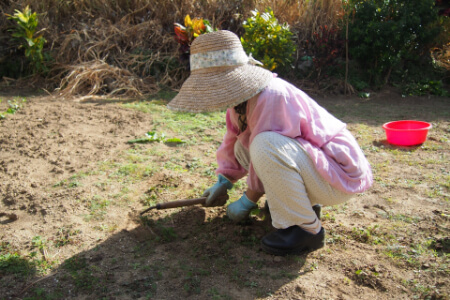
(168, 30, 373, 256)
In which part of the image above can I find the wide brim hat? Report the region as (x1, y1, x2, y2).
(167, 30, 273, 113)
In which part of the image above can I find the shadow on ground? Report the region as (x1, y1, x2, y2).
(5, 207, 315, 299)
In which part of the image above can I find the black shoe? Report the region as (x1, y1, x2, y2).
(261, 226, 325, 256)
(313, 204, 321, 219)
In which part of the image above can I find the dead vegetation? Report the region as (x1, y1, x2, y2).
(0, 0, 355, 98)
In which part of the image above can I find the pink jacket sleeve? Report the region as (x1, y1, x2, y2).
(215, 109, 248, 183)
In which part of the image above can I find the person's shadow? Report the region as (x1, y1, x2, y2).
(5, 205, 316, 299)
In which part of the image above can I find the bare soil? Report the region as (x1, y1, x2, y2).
(0, 90, 449, 300)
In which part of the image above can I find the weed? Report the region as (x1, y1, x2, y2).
(351, 266, 385, 290)
(326, 231, 343, 245)
(0, 98, 26, 120)
(84, 195, 110, 221)
(0, 253, 35, 277)
(387, 213, 420, 224)
(72, 268, 98, 290)
(401, 278, 443, 299)
(68, 181, 81, 188)
(123, 101, 225, 143)
(63, 255, 87, 272)
(308, 261, 319, 271)
(271, 270, 297, 280)
(62, 255, 100, 290)
(23, 288, 63, 300)
(93, 224, 118, 232)
(322, 211, 336, 222)
(244, 281, 259, 288)
(54, 226, 81, 247)
(350, 225, 385, 245)
(183, 270, 202, 295)
(140, 216, 178, 242)
(238, 228, 259, 247)
(207, 287, 232, 300)
(31, 236, 46, 250)
(164, 160, 186, 172)
(158, 226, 177, 242)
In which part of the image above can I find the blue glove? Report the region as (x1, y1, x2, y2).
(202, 174, 233, 207)
(227, 193, 257, 222)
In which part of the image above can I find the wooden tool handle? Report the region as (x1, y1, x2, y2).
(156, 194, 229, 209)
(156, 197, 206, 209)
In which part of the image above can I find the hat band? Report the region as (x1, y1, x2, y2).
(190, 48, 262, 71)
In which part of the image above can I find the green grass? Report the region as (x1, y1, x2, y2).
(0, 253, 35, 277)
(83, 195, 110, 221)
(62, 256, 100, 291)
(0, 237, 58, 279)
(123, 100, 226, 144)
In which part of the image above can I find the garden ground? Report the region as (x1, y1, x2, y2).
(0, 87, 449, 299)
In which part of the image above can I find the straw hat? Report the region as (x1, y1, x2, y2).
(167, 30, 273, 113)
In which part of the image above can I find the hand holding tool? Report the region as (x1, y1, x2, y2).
(202, 174, 233, 207)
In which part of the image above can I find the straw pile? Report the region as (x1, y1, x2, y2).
(55, 60, 157, 99)
(51, 15, 177, 98)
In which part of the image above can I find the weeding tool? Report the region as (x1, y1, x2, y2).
(140, 194, 229, 215)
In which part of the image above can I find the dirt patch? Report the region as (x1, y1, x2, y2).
(0, 91, 449, 299)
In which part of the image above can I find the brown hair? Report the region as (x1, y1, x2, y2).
(234, 101, 247, 132)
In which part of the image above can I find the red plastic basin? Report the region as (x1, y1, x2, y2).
(382, 120, 432, 146)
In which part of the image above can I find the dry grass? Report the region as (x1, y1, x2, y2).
(2, 0, 270, 97)
(55, 60, 157, 99)
(292, 0, 345, 42)
(3, 0, 445, 97)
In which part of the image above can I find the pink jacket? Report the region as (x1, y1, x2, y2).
(216, 77, 373, 194)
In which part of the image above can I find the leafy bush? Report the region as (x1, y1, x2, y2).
(241, 8, 296, 72)
(347, 0, 441, 87)
(6, 6, 48, 74)
(402, 80, 449, 97)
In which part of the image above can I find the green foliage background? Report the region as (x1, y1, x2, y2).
(241, 8, 296, 73)
(347, 0, 442, 87)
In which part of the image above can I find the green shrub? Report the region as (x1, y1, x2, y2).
(402, 80, 449, 97)
(6, 6, 47, 74)
(241, 8, 296, 73)
(347, 0, 441, 87)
